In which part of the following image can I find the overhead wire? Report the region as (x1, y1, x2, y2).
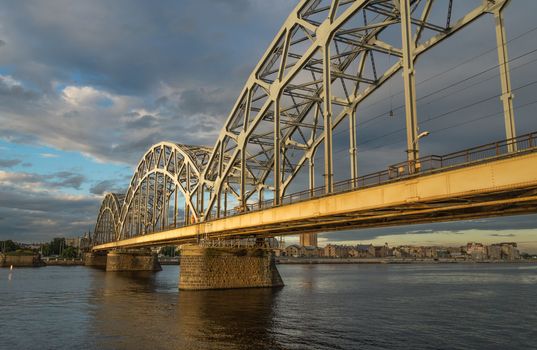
(330, 78, 537, 157)
(355, 22, 537, 122)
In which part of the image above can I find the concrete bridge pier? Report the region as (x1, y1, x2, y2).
(106, 249, 162, 272)
(179, 244, 283, 290)
(83, 251, 108, 268)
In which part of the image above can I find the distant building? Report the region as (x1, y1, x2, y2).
(486, 244, 502, 260)
(466, 242, 486, 260)
(300, 233, 318, 247)
(374, 243, 391, 258)
(350, 244, 375, 258)
(79, 233, 92, 251)
(324, 244, 353, 258)
(496, 242, 519, 260)
(303, 246, 321, 257)
(285, 244, 303, 257)
(436, 248, 450, 258)
(65, 237, 80, 248)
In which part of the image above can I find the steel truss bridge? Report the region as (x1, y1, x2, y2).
(92, 0, 537, 251)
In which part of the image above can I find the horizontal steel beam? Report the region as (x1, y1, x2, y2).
(93, 152, 537, 251)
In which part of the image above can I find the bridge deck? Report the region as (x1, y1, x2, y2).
(93, 151, 537, 251)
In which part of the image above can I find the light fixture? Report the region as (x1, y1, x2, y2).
(413, 131, 430, 145)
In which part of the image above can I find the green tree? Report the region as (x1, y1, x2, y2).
(60, 246, 78, 259)
(160, 246, 178, 257)
(0, 240, 20, 253)
(50, 238, 66, 255)
(41, 243, 52, 257)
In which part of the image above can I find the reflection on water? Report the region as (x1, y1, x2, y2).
(90, 268, 283, 350)
(1, 264, 536, 349)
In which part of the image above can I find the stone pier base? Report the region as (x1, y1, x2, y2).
(106, 249, 162, 272)
(1, 253, 45, 267)
(83, 251, 108, 268)
(179, 245, 284, 290)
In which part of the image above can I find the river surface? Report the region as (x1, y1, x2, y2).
(1, 263, 536, 349)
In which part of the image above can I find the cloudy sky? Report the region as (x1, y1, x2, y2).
(0, 0, 536, 252)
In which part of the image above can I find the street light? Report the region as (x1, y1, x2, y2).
(406, 130, 430, 174)
(413, 130, 430, 145)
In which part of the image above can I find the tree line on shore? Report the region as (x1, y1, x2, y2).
(1, 238, 78, 259)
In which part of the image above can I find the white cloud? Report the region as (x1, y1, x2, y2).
(40, 153, 59, 158)
(0, 75, 22, 88)
(62, 85, 117, 108)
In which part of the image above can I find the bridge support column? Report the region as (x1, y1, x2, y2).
(106, 249, 162, 272)
(179, 245, 283, 290)
(84, 251, 108, 268)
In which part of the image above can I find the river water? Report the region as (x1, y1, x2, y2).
(1, 263, 535, 349)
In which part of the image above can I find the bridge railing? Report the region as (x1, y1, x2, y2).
(210, 131, 537, 221)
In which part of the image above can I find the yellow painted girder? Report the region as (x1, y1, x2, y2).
(93, 152, 537, 251)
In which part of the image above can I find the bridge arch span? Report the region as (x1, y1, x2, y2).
(92, 0, 523, 247)
(117, 142, 212, 240)
(196, 0, 508, 220)
(93, 193, 124, 245)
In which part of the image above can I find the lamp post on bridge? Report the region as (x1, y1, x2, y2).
(407, 131, 430, 174)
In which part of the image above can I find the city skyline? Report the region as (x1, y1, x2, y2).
(0, 0, 536, 252)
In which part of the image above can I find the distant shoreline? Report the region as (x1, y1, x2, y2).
(276, 257, 537, 265)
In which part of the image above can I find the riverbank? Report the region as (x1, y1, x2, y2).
(1, 253, 45, 267)
(276, 257, 537, 264)
(43, 258, 84, 266)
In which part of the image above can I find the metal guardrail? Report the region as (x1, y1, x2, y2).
(212, 131, 537, 220)
(104, 132, 536, 244)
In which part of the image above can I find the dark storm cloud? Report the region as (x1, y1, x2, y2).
(125, 114, 160, 129)
(90, 179, 125, 195)
(178, 88, 236, 116)
(0, 0, 294, 94)
(0, 170, 86, 190)
(0, 0, 295, 165)
(0, 169, 98, 240)
(0, 159, 21, 168)
(0, 77, 39, 101)
(52, 171, 86, 190)
(0, 187, 99, 240)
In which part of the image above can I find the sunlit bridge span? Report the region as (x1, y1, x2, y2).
(91, 0, 537, 272)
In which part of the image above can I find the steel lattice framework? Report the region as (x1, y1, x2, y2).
(94, 193, 124, 245)
(93, 0, 517, 245)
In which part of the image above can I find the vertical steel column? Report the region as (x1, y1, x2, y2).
(137, 191, 141, 235)
(223, 186, 228, 216)
(145, 178, 149, 234)
(240, 149, 247, 211)
(309, 157, 315, 197)
(274, 99, 281, 205)
(349, 108, 358, 187)
(400, 0, 420, 170)
(163, 175, 167, 230)
(240, 89, 251, 212)
(186, 164, 191, 225)
(153, 173, 157, 231)
(174, 184, 178, 228)
(323, 42, 334, 193)
(217, 141, 224, 217)
(200, 184, 204, 221)
(494, 5, 516, 151)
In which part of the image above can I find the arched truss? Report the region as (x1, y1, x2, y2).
(117, 142, 212, 240)
(93, 193, 124, 245)
(94, 0, 517, 244)
(197, 0, 514, 220)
